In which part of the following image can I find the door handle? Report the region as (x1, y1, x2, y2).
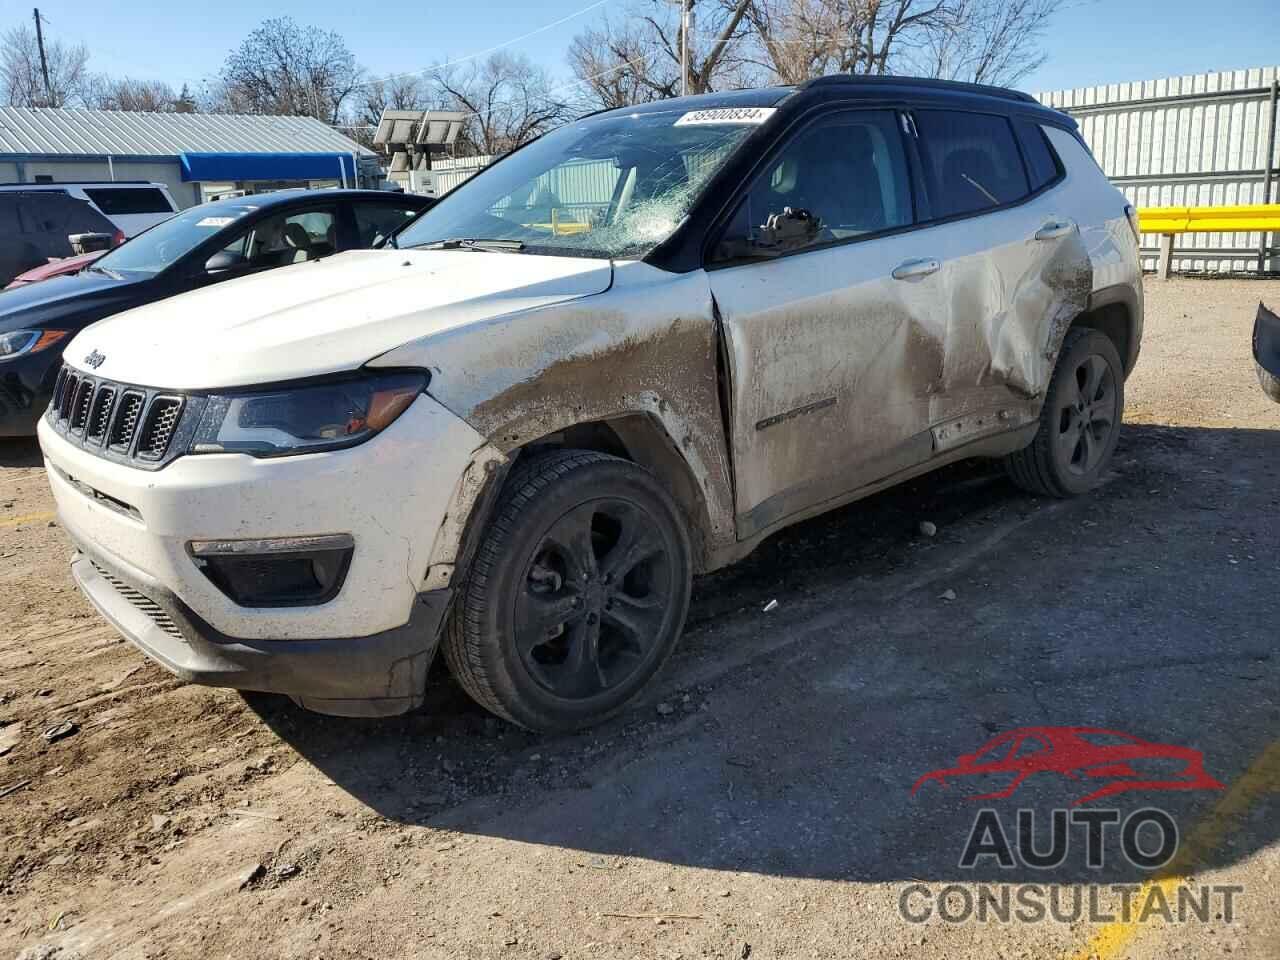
(1034, 219, 1076, 241)
(892, 258, 940, 281)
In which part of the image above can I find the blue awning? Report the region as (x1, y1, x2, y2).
(179, 152, 359, 183)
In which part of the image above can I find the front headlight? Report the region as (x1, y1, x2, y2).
(0, 329, 69, 361)
(189, 370, 428, 457)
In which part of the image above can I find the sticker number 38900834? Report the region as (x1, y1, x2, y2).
(675, 107, 777, 126)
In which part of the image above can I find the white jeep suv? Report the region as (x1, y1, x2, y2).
(39, 78, 1143, 731)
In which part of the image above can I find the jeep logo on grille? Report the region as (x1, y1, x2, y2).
(84, 350, 106, 369)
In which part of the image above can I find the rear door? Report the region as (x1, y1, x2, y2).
(901, 109, 1093, 446)
(82, 186, 178, 236)
(706, 108, 948, 538)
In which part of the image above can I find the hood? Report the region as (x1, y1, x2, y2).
(0, 269, 141, 332)
(7, 251, 105, 288)
(64, 249, 613, 389)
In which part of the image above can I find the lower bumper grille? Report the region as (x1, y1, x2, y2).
(90, 560, 184, 641)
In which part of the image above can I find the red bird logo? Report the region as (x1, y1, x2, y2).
(911, 726, 1224, 806)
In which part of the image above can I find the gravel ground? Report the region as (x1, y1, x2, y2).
(1, 277, 1277, 960)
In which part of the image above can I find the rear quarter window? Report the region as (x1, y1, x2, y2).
(913, 110, 1030, 219)
(17, 195, 112, 236)
(84, 187, 174, 215)
(1015, 120, 1062, 191)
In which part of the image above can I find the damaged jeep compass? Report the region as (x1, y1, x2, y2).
(39, 77, 1143, 731)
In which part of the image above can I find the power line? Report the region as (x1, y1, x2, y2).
(352, 0, 615, 91)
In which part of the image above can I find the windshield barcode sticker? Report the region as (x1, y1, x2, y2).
(675, 107, 776, 126)
(196, 217, 237, 228)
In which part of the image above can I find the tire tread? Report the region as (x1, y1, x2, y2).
(1003, 326, 1120, 498)
(443, 450, 622, 725)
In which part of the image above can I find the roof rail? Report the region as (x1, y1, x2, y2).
(801, 74, 1039, 104)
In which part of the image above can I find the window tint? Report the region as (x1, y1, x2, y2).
(914, 111, 1030, 218)
(352, 202, 421, 247)
(0, 199, 19, 236)
(17, 195, 113, 237)
(1015, 120, 1061, 191)
(84, 187, 174, 215)
(713, 110, 912, 262)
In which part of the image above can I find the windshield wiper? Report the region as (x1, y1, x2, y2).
(413, 238, 526, 253)
(88, 264, 123, 280)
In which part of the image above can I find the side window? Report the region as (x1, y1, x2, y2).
(0, 200, 20, 236)
(352, 202, 422, 248)
(712, 110, 912, 263)
(84, 188, 175, 215)
(218, 208, 337, 269)
(913, 110, 1030, 218)
(1014, 120, 1062, 192)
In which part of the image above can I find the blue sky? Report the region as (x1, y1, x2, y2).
(12, 0, 1280, 100)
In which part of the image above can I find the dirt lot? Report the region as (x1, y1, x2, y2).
(2, 277, 1278, 960)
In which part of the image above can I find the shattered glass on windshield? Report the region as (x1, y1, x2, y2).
(395, 110, 760, 259)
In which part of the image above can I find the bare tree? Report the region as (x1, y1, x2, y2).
(433, 52, 569, 156)
(568, 18, 678, 111)
(332, 74, 428, 148)
(568, 0, 761, 110)
(744, 0, 1060, 86)
(915, 0, 1061, 86)
(216, 17, 361, 121)
(86, 76, 191, 112)
(637, 0, 757, 95)
(744, 0, 868, 84)
(1, 23, 89, 107)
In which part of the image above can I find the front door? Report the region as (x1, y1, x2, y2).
(706, 109, 949, 538)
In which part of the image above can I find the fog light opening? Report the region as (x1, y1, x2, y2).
(187, 535, 354, 608)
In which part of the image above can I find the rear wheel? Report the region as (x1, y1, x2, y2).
(1005, 327, 1124, 498)
(443, 450, 692, 732)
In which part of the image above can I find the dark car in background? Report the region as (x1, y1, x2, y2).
(0, 189, 432, 436)
(1256, 302, 1280, 402)
(0, 191, 122, 288)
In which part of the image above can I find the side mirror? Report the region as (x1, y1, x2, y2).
(204, 250, 247, 274)
(750, 206, 821, 256)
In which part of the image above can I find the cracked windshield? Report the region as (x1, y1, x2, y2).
(394, 109, 758, 258)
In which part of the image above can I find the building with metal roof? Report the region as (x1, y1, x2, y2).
(0, 107, 378, 208)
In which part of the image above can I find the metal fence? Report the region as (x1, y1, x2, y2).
(428, 154, 494, 195)
(1038, 67, 1280, 274)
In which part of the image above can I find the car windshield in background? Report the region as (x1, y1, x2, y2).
(94, 203, 257, 277)
(394, 109, 762, 259)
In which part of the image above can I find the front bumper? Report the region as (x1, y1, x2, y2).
(71, 542, 451, 716)
(39, 390, 496, 715)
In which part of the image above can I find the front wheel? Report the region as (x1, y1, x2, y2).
(1004, 327, 1124, 498)
(443, 450, 692, 732)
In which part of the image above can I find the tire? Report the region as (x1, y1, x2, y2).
(443, 449, 693, 732)
(1004, 327, 1125, 498)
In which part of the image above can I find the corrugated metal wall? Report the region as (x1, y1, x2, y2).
(1038, 67, 1280, 273)
(428, 154, 494, 195)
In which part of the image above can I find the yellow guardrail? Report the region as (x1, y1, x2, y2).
(1137, 203, 1280, 235)
(1136, 204, 1280, 278)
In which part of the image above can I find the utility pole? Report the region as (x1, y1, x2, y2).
(32, 8, 53, 106)
(680, 0, 691, 97)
